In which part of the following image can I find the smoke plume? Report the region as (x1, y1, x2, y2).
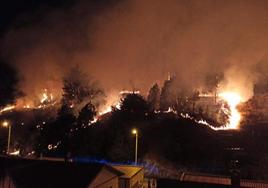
(1, 0, 268, 103)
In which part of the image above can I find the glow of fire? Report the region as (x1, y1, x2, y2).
(0, 89, 57, 114)
(40, 89, 54, 105)
(98, 102, 121, 116)
(0, 105, 15, 114)
(98, 90, 126, 116)
(41, 93, 48, 103)
(198, 93, 214, 97)
(9, 149, 20, 156)
(163, 107, 177, 114)
(88, 117, 98, 125)
(99, 106, 113, 116)
(219, 91, 242, 129)
(23, 105, 31, 109)
(119, 90, 140, 95)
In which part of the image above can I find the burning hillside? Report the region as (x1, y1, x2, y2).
(0, 79, 248, 132)
(0, 59, 259, 132)
(0, 89, 58, 115)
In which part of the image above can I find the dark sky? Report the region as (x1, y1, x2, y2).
(0, 0, 68, 33)
(0, 0, 115, 34)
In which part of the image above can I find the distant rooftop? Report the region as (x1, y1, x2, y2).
(180, 172, 268, 188)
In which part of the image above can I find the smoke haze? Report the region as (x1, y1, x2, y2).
(1, 0, 268, 103)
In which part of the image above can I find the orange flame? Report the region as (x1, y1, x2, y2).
(219, 91, 242, 129)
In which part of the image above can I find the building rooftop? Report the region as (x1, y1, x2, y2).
(111, 164, 143, 179)
(0, 156, 123, 188)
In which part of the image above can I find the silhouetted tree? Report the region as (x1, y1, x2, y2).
(0, 61, 22, 107)
(77, 102, 97, 128)
(61, 66, 105, 109)
(120, 93, 148, 120)
(147, 83, 160, 112)
(160, 77, 177, 111)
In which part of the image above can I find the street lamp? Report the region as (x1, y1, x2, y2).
(132, 128, 138, 165)
(2, 121, 11, 154)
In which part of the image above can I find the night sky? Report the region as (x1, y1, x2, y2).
(0, 0, 66, 33)
(0, 0, 114, 34)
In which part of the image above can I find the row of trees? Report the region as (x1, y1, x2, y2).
(148, 77, 201, 114)
(147, 74, 231, 126)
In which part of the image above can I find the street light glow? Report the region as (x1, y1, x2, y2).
(132, 128, 138, 165)
(1, 120, 11, 154)
(2, 121, 9, 127)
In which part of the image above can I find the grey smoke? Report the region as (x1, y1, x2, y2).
(1, 0, 268, 102)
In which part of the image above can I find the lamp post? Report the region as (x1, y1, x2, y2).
(2, 121, 11, 154)
(132, 128, 138, 165)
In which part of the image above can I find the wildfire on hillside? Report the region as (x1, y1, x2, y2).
(218, 91, 242, 129)
(0, 87, 246, 131)
(0, 89, 57, 114)
(98, 90, 139, 116)
(40, 89, 54, 104)
(0, 105, 16, 114)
